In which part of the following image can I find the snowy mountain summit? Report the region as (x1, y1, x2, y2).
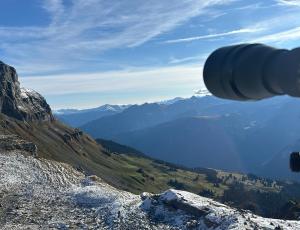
(0, 145, 299, 229)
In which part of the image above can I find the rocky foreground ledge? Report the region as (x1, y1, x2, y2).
(0, 149, 299, 229)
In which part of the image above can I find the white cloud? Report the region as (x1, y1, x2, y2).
(20, 64, 204, 97)
(242, 12, 300, 44)
(231, 2, 267, 11)
(277, 0, 300, 6)
(162, 0, 300, 46)
(252, 26, 300, 44)
(169, 54, 208, 64)
(0, 0, 232, 75)
(163, 28, 263, 44)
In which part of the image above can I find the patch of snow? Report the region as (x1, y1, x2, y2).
(0, 151, 299, 229)
(194, 88, 212, 97)
(158, 97, 184, 105)
(20, 88, 41, 99)
(148, 189, 300, 229)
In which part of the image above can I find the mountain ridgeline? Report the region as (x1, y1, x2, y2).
(74, 94, 300, 181)
(55, 104, 129, 127)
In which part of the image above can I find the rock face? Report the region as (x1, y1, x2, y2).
(63, 128, 84, 142)
(0, 134, 38, 157)
(0, 61, 53, 121)
(141, 189, 300, 229)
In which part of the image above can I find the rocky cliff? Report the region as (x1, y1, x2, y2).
(0, 61, 53, 121)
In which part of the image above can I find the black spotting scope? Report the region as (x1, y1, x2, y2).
(203, 44, 300, 172)
(203, 43, 300, 101)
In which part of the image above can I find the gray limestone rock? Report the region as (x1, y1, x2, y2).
(0, 61, 53, 121)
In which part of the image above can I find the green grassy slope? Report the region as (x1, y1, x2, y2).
(97, 138, 300, 219)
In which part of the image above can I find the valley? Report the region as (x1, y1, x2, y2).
(66, 94, 300, 182)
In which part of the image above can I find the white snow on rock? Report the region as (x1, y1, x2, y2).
(158, 97, 184, 105)
(0, 150, 299, 229)
(194, 88, 212, 97)
(146, 189, 300, 229)
(20, 88, 43, 100)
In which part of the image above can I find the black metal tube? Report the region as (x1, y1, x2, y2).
(203, 44, 300, 100)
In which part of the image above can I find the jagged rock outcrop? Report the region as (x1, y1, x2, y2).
(140, 189, 300, 229)
(63, 128, 84, 142)
(0, 134, 37, 156)
(0, 61, 53, 121)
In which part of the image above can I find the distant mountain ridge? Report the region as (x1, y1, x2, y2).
(80, 96, 232, 138)
(55, 104, 130, 115)
(55, 90, 211, 128)
(77, 94, 300, 181)
(55, 104, 130, 127)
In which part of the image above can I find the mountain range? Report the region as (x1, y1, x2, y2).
(54, 104, 130, 127)
(68, 94, 300, 181)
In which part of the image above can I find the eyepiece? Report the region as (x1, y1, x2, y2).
(203, 44, 300, 100)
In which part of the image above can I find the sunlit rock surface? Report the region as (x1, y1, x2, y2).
(0, 61, 53, 121)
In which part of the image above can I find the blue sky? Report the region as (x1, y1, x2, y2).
(1, 0, 300, 109)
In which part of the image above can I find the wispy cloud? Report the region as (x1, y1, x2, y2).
(277, 0, 300, 6)
(169, 55, 207, 64)
(20, 64, 205, 109)
(0, 0, 232, 75)
(163, 28, 263, 44)
(4, 0, 300, 109)
(252, 26, 300, 44)
(20, 64, 204, 96)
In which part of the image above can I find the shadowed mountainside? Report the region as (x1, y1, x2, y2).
(79, 94, 300, 181)
(55, 104, 129, 127)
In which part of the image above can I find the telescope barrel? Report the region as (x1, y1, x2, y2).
(203, 44, 300, 100)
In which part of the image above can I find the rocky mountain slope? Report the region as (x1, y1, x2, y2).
(1, 148, 299, 229)
(0, 61, 141, 190)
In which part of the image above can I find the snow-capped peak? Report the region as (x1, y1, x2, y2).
(194, 88, 212, 97)
(158, 97, 184, 105)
